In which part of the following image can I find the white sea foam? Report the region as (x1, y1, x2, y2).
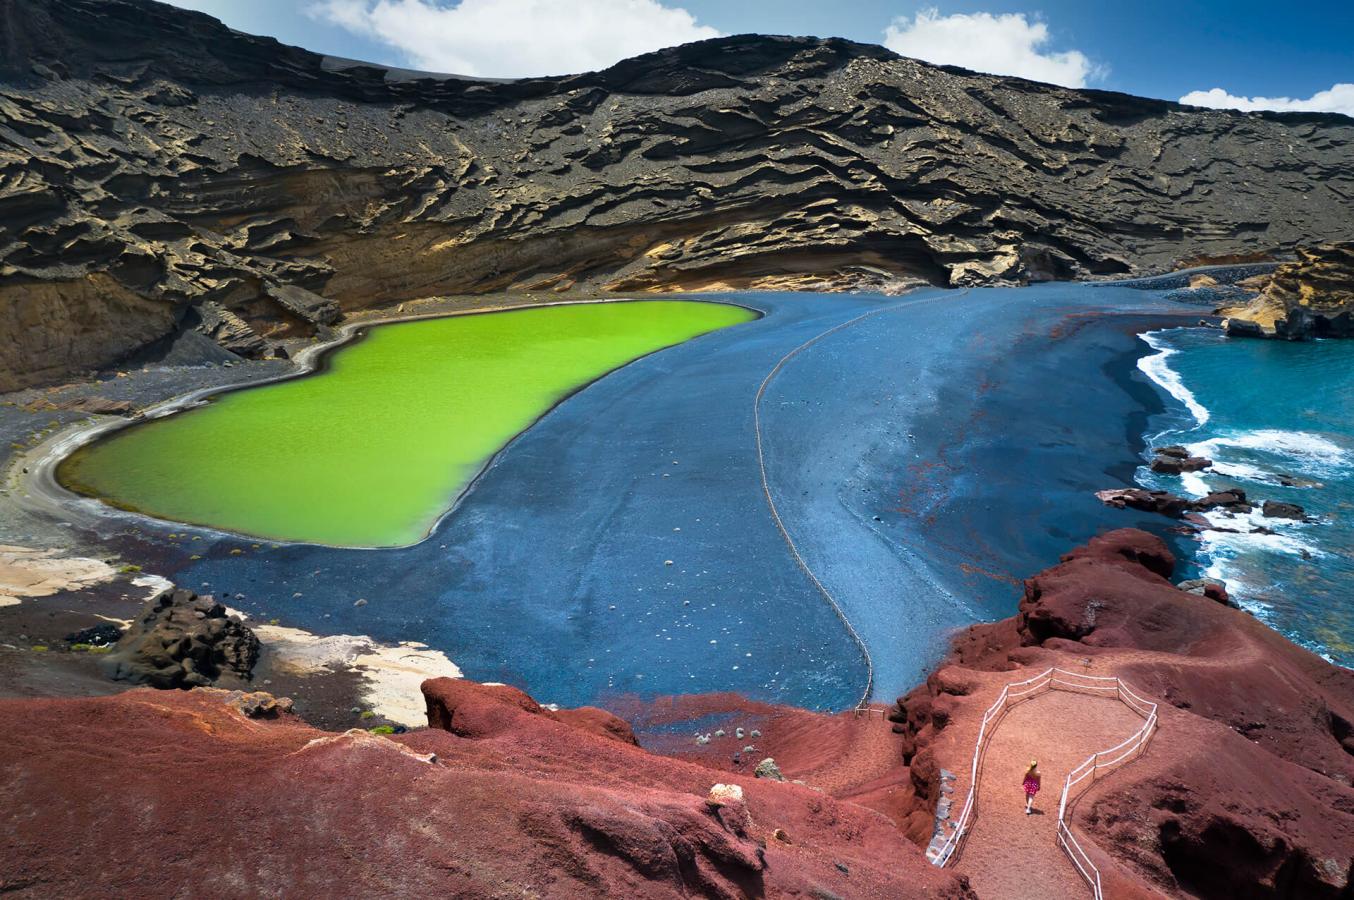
(1137, 331, 1210, 427)
(1178, 470, 1211, 499)
(1187, 429, 1350, 476)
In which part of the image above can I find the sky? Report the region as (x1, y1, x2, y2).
(161, 0, 1353, 115)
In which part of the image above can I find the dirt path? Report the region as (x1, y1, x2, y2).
(955, 689, 1146, 900)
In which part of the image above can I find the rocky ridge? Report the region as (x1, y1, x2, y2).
(2, 0, 1353, 389)
(1222, 242, 1354, 338)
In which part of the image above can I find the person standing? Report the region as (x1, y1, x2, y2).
(1023, 760, 1041, 814)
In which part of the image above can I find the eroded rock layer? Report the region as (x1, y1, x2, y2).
(2, 0, 1352, 389)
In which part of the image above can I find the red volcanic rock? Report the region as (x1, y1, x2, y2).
(889, 528, 1354, 898)
(423, 676, 639, 745)
(0, 686, 973, 899)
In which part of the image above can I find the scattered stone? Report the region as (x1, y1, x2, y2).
(772, 827, 792, 844)
(754, 758, 785, 781)
(1194, 489, 1251, 512)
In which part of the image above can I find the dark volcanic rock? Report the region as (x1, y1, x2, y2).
(64, 622, 122, 646)
(1192, 489, 1251, 512)
(1261, 499, 1307, 520)
(101, 587, 259, 688)
(1222, 242, 1354, 339)
(1150, 445, 1212, 475)
(1096, 487, 1193, 518)
(2, 0, 1353, 389)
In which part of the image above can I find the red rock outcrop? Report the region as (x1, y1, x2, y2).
(0, 683, 974, 898)
(890, 529, 1354, 898)
(423, 676, 639, 745)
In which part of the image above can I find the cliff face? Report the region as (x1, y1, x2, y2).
(3, 0, 1353, 390)
(1222, 242, 1354, 338)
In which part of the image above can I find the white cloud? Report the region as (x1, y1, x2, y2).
(308, 0, 720, 78)
(1179, 84, 1354, 118)
(882, 8, 1098, 88)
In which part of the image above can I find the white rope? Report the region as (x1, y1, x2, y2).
(754, 299, 922, 709)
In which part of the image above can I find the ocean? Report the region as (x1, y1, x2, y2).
(1137, 327, 1354, 666)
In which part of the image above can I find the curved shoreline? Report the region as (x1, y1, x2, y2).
(8, 295, 763, 552)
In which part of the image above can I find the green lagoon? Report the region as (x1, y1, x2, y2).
(59, 300, 754, 546)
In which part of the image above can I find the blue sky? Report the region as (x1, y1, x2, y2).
(163, 1, 1353, 114)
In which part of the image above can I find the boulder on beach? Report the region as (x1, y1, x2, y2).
(101, 588, 259, 689)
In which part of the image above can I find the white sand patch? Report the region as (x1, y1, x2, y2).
(253, 622, 462, 727)
(0, 545, 118, 607)
(131, 573, 175, 599)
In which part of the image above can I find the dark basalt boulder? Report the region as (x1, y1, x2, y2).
(101, 588, 259, 689)
(1193, 489, 1251, 512)
(1261, 499, 1307, 520)
(1096, 488, 1193, 518)
(1150, 445, 1212, 475)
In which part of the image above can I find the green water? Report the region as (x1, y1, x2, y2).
(60, 300, 755, 546)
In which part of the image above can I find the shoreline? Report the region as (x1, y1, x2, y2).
(1130, 323, 1354, 666)
(0, 278, 1254, 722)
(4, 294, 762, 553)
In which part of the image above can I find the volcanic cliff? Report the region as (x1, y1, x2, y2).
(2, 0, 1353, 390)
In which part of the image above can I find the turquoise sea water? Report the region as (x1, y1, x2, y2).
(1137, 328, 1354, 665)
